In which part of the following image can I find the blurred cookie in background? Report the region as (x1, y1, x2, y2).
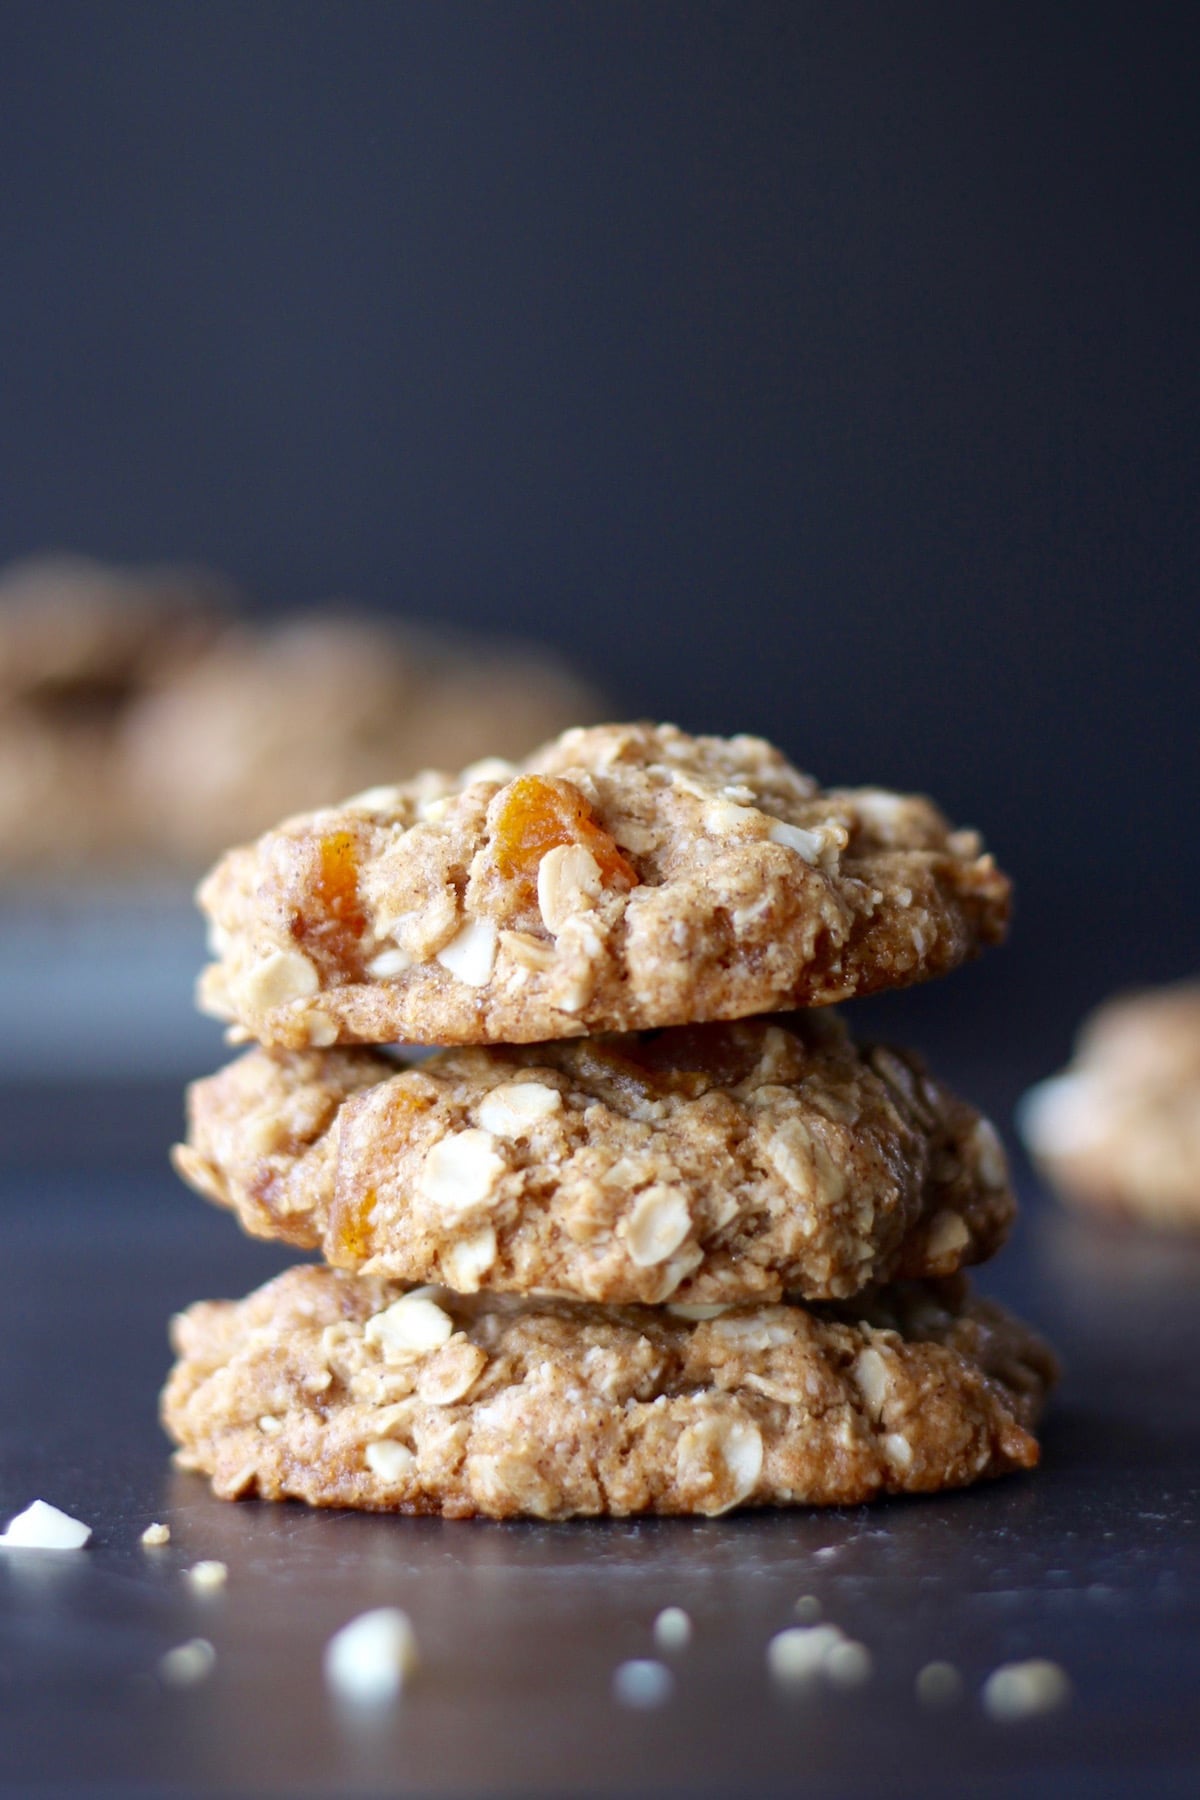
(121, 613, 604, 866)
(0, 554, 235, 872)
(1018, 980, 1200, 1229)
(0, 553, 605, 878)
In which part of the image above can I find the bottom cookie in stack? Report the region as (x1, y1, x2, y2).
(163, 1267, 1055, 1520)
(163, 1012, 1056, 1517)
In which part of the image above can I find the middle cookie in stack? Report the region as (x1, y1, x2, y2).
(166, 723, 1056, 1518)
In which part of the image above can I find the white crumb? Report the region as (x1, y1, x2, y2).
(324, 1608, 419, 1704)
(0, 1500, 92, 1551)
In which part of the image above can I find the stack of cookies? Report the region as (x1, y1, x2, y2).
(165, 724, 1056, 1519)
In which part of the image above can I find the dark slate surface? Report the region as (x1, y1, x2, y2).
(1, 1075, 1198, 1800)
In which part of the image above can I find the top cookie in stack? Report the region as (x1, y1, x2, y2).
(165, 723, 1054, 1520)
(195, 721, 1010, 1049)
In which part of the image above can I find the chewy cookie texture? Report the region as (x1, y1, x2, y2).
(163, 1266, 1055, 1520)
(164, 719, 1052, 1518)
(174, 1013, 1015, 1306)
(196, 722, 1010, 1048)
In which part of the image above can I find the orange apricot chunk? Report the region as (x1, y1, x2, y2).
(489, 775, 637, 890)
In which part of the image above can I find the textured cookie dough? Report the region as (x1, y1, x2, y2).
(1019, 980, 1200, 1228)
(196, 722, 1011, 1047)
(162, 1265, 1055, 1519)
(175, 1013, 1015, 1305)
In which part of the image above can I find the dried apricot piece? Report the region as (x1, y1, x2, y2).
(313, 829, 367, 937)
(331, 1186, 376, 1263)
(490, 775, 637, 892)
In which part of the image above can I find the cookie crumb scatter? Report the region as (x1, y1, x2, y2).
(653, 1606, 693, 1652)
(982, 1658, 1071, 1721)
(159, 1638, 216, 1687)
(324, 1608, 419, 1705)
(613, 1659, 674, 1709)
(0, 1500, 92, 1550)
(825, 1639, 873, 1688)
(186, 1559, 228, 1590)
(141, 1522, 171, 1547)
(793, 1595, 822, 1623)
(916, 1661, 963, 1706)
(767, 1624, 851, 1688)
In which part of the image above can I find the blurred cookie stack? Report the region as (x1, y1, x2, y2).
(166, 723, 1056, 1519)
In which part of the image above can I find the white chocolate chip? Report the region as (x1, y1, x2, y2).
(324, 1608, 419, 1705)
(141, 1522, 171, 1548)
(916, 1661, 963, 1706)
(435, 917, 498, 987)
(882, 1432, 914, 1470)
(367, 946, 414, 979)
(653, 1607, 693, 1652)
(236, 947, 319, 1012)
(826, 1639, 873, 1688)
(625, 1185, 692, 1268)
(186, 1560, 228, 1591)
(299, 1009, 339, 1047)
(851, 1347, 890, 1418)
(0, 1500, 91, 1551)
(1017, 1073, 1108, 1157)
(972, 1117, 1009, 1189)
(982, 1659, 1071, 1721)
(440, 1224, 498, 1292)
(675, 1415, 763, 1515)
(418, 1129, 505, 1218)
(159, 1638, 216, 1687)
(364, 1293, 455, 1358)
(258, 1414, 282, 1435)
(925, 1209, 971, 1263)
(477, 1082, 562, 1137)
(766, 1625, 846, 1686)
(537, 843, 603, 935)
(613, 1659, 674, 1709)
(364, 1440, 416, 1483)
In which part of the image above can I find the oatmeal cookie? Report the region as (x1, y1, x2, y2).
(196, 722, 1010, 1047)
(162, 1265, 1054, 1519)
(0, 554, 232, 871)
(0, 553, 231, 699)
(174, 1013, 1014, 1305)
(1019, 980, 1200, 1228)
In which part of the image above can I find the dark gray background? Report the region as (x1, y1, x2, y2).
(1, 15, 1198, 1795)
(1, 0, 1196, 1051)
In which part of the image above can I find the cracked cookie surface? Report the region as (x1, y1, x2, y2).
(175, 1013, 1015, 1305)
(162, 1265, 1055, 1519)
(196, 722, 1011, 1048)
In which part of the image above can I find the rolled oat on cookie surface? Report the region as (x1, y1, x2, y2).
(196, 722, 1011, 1048)
(175, 1011, 1014, 1305)
(162, 1265, 1055, 1520)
